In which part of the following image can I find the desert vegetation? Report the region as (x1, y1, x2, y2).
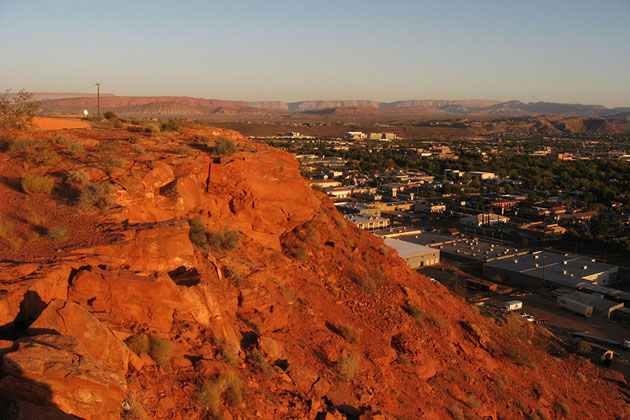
(337, 350, 360, 381)
(21, 175, 54, 195)
(195, 373, 243, 417)
(214, 137, 238, 155)
(0, 89, 39, 130)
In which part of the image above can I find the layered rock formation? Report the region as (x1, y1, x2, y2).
(0, 125, 628, 419)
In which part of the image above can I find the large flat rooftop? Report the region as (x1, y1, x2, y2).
(383, 238, 438, 258)
(484, 251, 618, 285)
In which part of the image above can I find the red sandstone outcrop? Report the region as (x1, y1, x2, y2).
(0, 335, 126, 419)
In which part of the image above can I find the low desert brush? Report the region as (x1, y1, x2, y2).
(46, 226, 67, 241)
(21, 175, 54, 195)
(338, 324, 361, 344)
(338, 350, 360, 382)
(196, 373, 243, 416)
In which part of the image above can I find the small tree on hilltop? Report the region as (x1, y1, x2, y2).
(0, 89, 40, 130)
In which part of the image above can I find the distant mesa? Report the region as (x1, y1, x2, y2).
(36, 93, 629, 120)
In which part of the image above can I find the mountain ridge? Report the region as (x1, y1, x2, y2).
(34, 93, 630, 118)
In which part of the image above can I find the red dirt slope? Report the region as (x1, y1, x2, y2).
(0, 124, 628, 419)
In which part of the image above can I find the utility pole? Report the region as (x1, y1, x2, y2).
(95, 83, 101, 119)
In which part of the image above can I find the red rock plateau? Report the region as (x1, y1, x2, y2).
(0, 123, 628, 419)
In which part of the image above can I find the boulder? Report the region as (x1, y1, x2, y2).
(0, 335, 126, 420)
(29, 299, 129, 374)
(0, 264, 71, 328)
(68, 268, 184, 333)
(67, 219, 194, 272)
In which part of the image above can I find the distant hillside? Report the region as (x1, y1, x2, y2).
(38, 94, 629, 121)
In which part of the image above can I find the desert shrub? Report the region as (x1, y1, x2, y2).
(120, 394, 147, 420)
(130, 144, 146, 154)
(98, 140, 119, 152)
(26, 231, 40, 242)
(142, 122, 161, 133)
(65, 169, 89, 186)
(187, 218, 239, 253)
(104, 111, 118, 120)
(161, 119, 181, 131)
(467, 394, 481, 410)
(214, 338, 239, 366)
(66, 139, 84, 156)
(46, 226, 67, 240)
(198, 135, 211, 143)
(554, 402, 570, 417)
(287, 242, 307, 260)
(21, 175, 54, 194)
(0, 219, 13, 239)
(7, 137, 33, 154)
(338, 350, 360, 381)
(78, 183, 112, 208)
(494, 374, 509, 392)
(99, 156, 126, 174)
(149, 335, 172, 368)
(125, 333, 150, 354)
(295, 223, 319, 246)
(333, 217, 346, 230)
(223, 266, 241, 287)
(7, 237, 23, 250)
(338, 324, 361, 344)
(208, 228, 240, 252)
(128, 135, 139, 143)
(173, 146, 193, 156)
(352, 270, 381, 293)
(188, 217, 210, 250)
(29, 147, 59, 164)
(215, 137, 238, 155)
(196, 373, 243, 416)
(0, 89, 39, 130)
(247, 349, 274, 377)
(447, 405, 464, 420)
(402, 304, 425, 326)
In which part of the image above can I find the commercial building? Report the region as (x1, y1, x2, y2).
(433, 238, 528, 264)
(483, 251, 619, 288)
(461, 213, 510, 227)
(415, 201, 446, 213)
(368, 132, 398, 141)
(467, 171, 497, 180)
(324, 186, 353, 199)
(519, 222, 566, 238)
(335, 202, 381, 217)
(345, 131, 367, 141)
(559, 291, 624, 319)
(383, 238, 440, 268)
(344, 214, 390, 230)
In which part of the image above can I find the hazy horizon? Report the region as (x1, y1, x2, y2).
(1, 0, 629, 107)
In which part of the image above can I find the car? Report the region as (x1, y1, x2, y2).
(520, 312, 534, 322)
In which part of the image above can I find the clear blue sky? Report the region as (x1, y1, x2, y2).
(1, 0, 629, 107)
